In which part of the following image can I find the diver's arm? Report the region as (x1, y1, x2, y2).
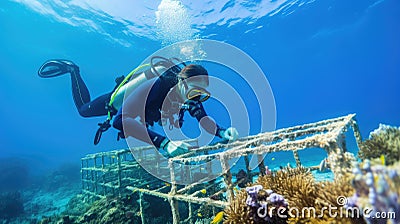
(189, 103, 238, 141)
(187, 101, 225, 137)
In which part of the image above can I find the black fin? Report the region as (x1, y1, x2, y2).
(38, 59, 76, 78)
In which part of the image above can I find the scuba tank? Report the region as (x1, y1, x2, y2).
(110, 56, 185, 110)
(111, 68, 155, 110)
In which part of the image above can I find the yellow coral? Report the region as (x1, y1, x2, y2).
(224, 167, 363, 224)
(224, 189, 255, 224)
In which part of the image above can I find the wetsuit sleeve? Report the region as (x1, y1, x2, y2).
(187, 101, 225, 137)
(187, 101, 207, 119)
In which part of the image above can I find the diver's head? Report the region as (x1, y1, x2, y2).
(177, 64, 210, 102)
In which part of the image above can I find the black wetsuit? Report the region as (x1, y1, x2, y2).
(70, 65, 223, 147)
(70, 66, 120, 117)
(112, 69, 224, 148)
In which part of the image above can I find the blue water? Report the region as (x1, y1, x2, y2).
(0, 0, 399, 196)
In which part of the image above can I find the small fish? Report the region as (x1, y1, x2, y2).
(146, 185, 150, 188)
(271, 157, 275, 161)
(165, 182, 171, 187)
(197, 212, 202, 217)
(200, 189, 206, 194)
(111, 155, 116, 158)
(380, 155, 385, 165)
(211, 211, 224, 224)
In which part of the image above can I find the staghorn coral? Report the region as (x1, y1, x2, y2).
(224, 166, 363, 224)
(358, 124, 400, 165)
(304, 175, 365, 224)
(314, 175, 354, 208)
(225, 185, 289, 224)
(257, 166, 316, 209)
(224, 188, 255, 224)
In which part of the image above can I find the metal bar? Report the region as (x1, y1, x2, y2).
(293, 150, 302, 167)
(220, 154, 233, 202)
(131, 187, 228, 208)
(117, 153, 122, 196)
(139, 192, 145, 224)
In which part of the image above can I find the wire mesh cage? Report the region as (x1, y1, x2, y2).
(81, 114, 362, 223)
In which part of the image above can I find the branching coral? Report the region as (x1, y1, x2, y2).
(358, 124, 400, 165)
(257, 166, 316, 209)
(224, 188, 255, 224)
(225, 167, 311, 224)
(224, 166, 362, 224)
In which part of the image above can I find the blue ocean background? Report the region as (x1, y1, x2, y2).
(0, 0, 399, 220)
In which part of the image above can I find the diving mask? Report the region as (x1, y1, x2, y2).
(179, 78, 210, 102)
(186, 86, 210, 102)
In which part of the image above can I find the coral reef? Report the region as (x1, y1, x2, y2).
(225, 123, 400, 223)
(39, 192, 177, 224)
(245, 185, 288, 224)
(63, 194, 91, 217)
(358, 124, 400, 165)
(256, 166, 316, 209)
(224, 186, 256, 224)
(345, 160, 400, 224)
(39, 194, 141, 224)
(224, 166, 362, 224)
(39, 121, 400, 224)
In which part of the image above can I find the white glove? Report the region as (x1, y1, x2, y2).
(160, 139, 190, 157)
(219, 127, 239, 142)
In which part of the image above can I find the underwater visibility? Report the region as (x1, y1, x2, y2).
(0, 0, 399, 224)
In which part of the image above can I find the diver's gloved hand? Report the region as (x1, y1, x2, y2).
(160, 139, 190, 157)
(219, 127, 239, 142)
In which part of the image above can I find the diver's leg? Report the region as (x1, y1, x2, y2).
(71, 67, 118, 117)
(78, 93, 112, 117)
(39, 59, 111, 117)
(70, 68, 91, 111)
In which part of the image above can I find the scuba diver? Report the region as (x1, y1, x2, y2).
(38, 57, 238, 157)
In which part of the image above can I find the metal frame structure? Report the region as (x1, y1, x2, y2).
(81, 114, 362, 223)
